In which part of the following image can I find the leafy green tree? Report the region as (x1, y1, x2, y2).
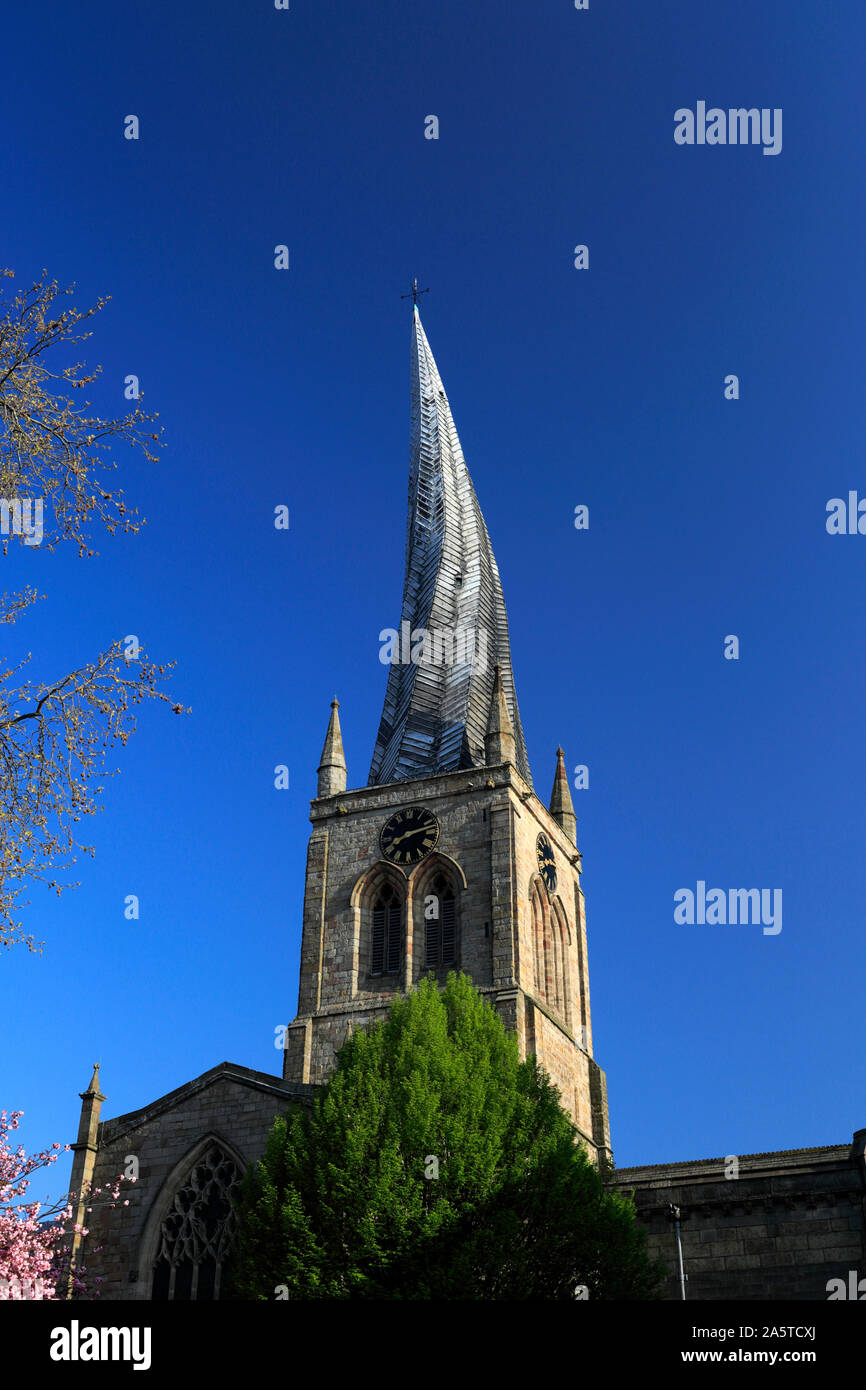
(228, 974, 663, 1300)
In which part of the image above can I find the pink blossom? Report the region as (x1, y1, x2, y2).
(0, 1110, 129, 1300)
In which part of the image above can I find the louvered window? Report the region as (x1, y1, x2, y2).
(441, 894, 456, 963)
(371, 883, 402, 976)
(424, 873, 456, 968)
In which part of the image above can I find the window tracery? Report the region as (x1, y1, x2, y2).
(151, 1142, 242, 1301)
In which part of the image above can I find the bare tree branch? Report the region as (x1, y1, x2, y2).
(0, 597, 186, 951)
(0, 270, 183, 950)
(0, 268, 163, 556)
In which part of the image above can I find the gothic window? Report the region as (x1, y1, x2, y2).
(531, 881, 571, 1027)
(371, 882, 402, 976)
(550, 903, 563, 1016)
(551, 898, 572, 1027)
(531, 881, 547, 1002)
(424, 872, 456, 968)
(151, 1142, 243, 1301)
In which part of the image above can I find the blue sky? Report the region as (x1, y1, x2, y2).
(3, 0, 864, 1202)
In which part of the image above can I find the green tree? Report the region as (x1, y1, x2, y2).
(227, 974, 663, 1300)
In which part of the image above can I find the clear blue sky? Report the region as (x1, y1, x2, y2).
(3, 1, 864, 1203)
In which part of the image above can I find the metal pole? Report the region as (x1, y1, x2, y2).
(669, 1204, 687, 1300)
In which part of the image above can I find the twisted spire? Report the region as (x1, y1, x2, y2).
(369, 308, 532, 787)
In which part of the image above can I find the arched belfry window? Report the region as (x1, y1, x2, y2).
(371, 881, 402, 976)
(531, 879, 548, 1003)
(551, 898, 572, 1027)
(424, 871, 457, 969)
(531, 879, 572, 1027)
(151, 1141, 243, 1301)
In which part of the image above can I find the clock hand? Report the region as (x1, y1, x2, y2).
(391, 826, 427, 847)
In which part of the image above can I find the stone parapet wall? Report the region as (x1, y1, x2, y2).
(611, 1131, 866, 1300)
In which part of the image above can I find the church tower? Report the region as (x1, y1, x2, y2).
(283, 306, 611, 1165)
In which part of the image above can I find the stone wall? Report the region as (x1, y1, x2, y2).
(611, 1130, 866, 1300)
(285, 762, 610, 1159)
(76, 1066, 861, 1302)
(78, 1063, 313, 1300)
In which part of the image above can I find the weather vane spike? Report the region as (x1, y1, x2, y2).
(401, 276, 430, 307)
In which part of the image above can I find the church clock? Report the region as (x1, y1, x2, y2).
(380, 806, 439, 866)
(536, 832, 557, 892)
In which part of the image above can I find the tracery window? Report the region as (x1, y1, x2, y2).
(371, 882, 402, 976)
(151, 1142, 243, 1301)
(424, 871, 456, 968)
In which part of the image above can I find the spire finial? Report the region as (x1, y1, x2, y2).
(318, 696, 347, 798)
(79, 1061, 105, 1102)
(401, 276, 430, 308)
(550, 747, 577, 846)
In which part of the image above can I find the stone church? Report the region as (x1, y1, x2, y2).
(69, 308, 864, 1301)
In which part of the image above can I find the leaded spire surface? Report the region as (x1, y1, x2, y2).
(368, 307, 532, 788)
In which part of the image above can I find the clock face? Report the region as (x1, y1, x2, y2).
(536, 832, 557, 892)
(380, 806, 440, 866)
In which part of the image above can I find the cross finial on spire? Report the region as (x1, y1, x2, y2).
(401, 277, 430, 308)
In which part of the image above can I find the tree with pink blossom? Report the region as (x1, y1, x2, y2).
(0, 1109, 133, 1300)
